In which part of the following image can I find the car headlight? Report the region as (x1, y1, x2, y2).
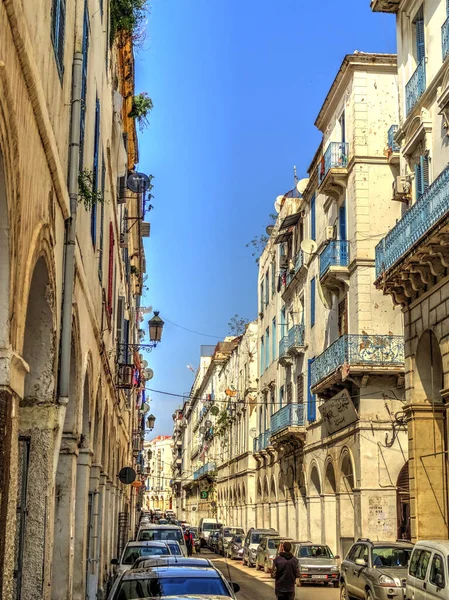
(379, 575, 397, 587)
(238, 549, 243, 554)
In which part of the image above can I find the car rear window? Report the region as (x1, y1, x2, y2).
(372, 547, 411, 568)
(122, 546, 170, 565)
(138, 529, 183, 543)
(224, 528, 244, 536)
(203, 523, 223, 531)
(299, 545, 334, 558)
(268, 539, 281, 550)
(116, 576, 229, 598)
(166, 542, 182, 556)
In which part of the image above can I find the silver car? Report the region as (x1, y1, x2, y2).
(256, 536, 288, 573)
(243, 528, 279, 568)
(294, 542, 340, 587)
(218, 527, 245, 556)
(226, 534, 244, 560)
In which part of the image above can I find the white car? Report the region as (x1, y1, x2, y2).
(110, 541, 172, 576)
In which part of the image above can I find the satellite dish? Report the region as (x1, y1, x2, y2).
(205, 420, 212, 428)
(199, 426, 206, 434)
(266, 225, 274, 236)
(300, 239, 318, 255)
(127, 172, 152, 193)
(296, 178, 309, 195)
(141, 403, 151, 415)
(317, 278, 332, 310)
(145, 368, 154, 381)
(210, 406, 219, 416)
(274, 195, 284, 213)
(142, 360, 149, 369)
(192, 506, 197, 511)
(249, 427, 257, 439)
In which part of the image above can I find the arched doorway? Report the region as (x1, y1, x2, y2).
(308, 465, 322, 542)
(324, 460, 337, 552)
(397, 461, 410, 540)
(339, 450, 355, 558)
(19, 256, 56, 599)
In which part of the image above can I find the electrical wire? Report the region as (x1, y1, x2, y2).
(162, 317, 224, 339)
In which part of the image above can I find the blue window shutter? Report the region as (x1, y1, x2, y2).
(447, 0, 449, 17)
(311, 277, 316, 328)
(98, 159, 106, 281)
(272, 318, 276, 360)
(311, 194, 316, 241)
(280, 386, 284, 409)
(91, 98, 100, 245)
(420, 155, 429, 193)
(260, 337, 264, 376)
(307, 358, 316, 422)
(80, 3, 89, 169)
(415, 162, 422, 200)
(266, 329, 270, 369)
(52, 0, 66, 76)
(416, 14, 425, 62)
(339, 201, 347, 240)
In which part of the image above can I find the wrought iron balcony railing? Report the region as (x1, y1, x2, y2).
(320, 240, 349, 278)
(387, 125, 399, 153)
(270, 403, 305, 436)
(375, 165, 449, 278)
(193, 461, 216, 480)
(253, 430, 271, 453)
(318, 142, 349, 185)
(279, 336, 290, 360)
(310, 334, 404, 388)
(406, 58, 426, 116)
(443, 17, 449, 61)
(287, 324, 305, 349)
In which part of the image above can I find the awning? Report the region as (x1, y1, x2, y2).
(279, 212, 301, 231)
(274, 226, 294, 244)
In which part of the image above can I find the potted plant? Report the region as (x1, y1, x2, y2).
(129, 92, 153, 131)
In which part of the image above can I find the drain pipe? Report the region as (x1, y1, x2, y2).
(54, 52, 83, 473)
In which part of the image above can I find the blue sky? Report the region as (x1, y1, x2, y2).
(135, 0, 396, 437)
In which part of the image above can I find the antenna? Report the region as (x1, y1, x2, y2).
(300, 239, 318, 255)
(293, 165, 298, 183)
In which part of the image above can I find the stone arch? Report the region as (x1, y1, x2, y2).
(414, 330, 444, 403)
(0, 152, 10, 347)
(338, 447, 355, 549)
(339, 448, 356, 492)
(263, 476, 269, 501)
(324, 459, 337, 494)
(278, 473, 285, 500)
(270, 474, 277, 502)
(397, 461, 410, 540)
(93, 387, 103, 464)
(241, 482, 246, 503)
(309, 464, 322, 496)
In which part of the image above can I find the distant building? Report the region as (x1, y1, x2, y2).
(144, 436, 173, 511)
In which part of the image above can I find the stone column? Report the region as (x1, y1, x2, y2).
(87, 464, 101, 600)
(51, 434, 78, 600)
(73, 449, 92, 599)
(307, 495, 322, 542)
(322, 494, 337, 552)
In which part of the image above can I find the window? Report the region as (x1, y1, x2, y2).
(265, 271, 269, 305)
(429, 553, 445, 588)
(280, 307, 286, 338)
(260, 281, 264, 314)
(310, 194, 316, 241)
(339, 111, 346, 145)
(297, 374, 304, 404)
(260, 336, 265, 376)
(51, 0, 66, 77)
(409, 549, 431, 580)
(414, 7, 425, 64)
(339, 200, 347, 240)
(347, 545, 362, 563)
(98, 160, 106, 282)
(107, 222, 114, 317)
(415, 155, 429, 200)
(270, 389, 275, 416)
(307, 358, 316, 422)
(310, 278, 316, 328)
(265, 328, 270, 369)
(280, 386, 284, 409)
(79, 2, 89, 169)
(271, 261, 276, 296)
(286, 382, 292, 404)
(272, 318, 277, 361)
(91, 98, 101, 245)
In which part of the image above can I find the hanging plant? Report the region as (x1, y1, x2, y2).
(110, 0, 148, 46)
(129, 92, 153, 131)
(78, 169, 105, 210)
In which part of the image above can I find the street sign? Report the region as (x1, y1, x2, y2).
(200, 491, 208, 500)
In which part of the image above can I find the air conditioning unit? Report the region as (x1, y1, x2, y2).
(141, 222, 151, 237)
(117, 364, 134, 389)
(119, 232, 128, 248)
(392, 176, 411, 202)
(325, 226, 336, 241)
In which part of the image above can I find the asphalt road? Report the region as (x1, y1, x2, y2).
(200, 550, 340, 600)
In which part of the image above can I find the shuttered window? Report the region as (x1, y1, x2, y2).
(107, 222, 114, 317)
(265, 328, 270, 369)
(307, 358, 316, 422)
(98, 160, 106, 282)
(310, 277, 316, 328)
(260, 336, 264, 376)
(271, 261, 275, 295)
(339, 200, 347, 240)
(415, 155, 429, 200)
(79, 2, 89, 169)
(91, 98, 100, 245)
(265, 271, 269, 305)
(51, 0, 66, 78)
(280, 386, 284, 409)
(415, 8, 425, 62)
(116, 296, 125, 362)
(286, 382, 292, 404)
(272, 318, 276, 361)
(310, 193, 316, 241)
(297, 374, 304, 404)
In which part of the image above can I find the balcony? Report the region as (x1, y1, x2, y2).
(282, 252, 305, 299)
(443, 17, 449, 61)
(279, 336, 293, 366)
(317, 142, 349, 200)
(387, 125, 400, 163)
(270, 403, 306, 444)
(310, 334, 404, 396)
(253, 430, 272, 456)
(193, 461, 216, 481)
(375, 165, 449, 305)
(287, 324, 305, 356)
(406, 58, 426, 116)
(370, 0, 400, 12)
(319, 240, 350, 292)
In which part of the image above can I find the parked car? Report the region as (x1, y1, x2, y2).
(256, 536, 291, 573)
(340, 538, 413, 600)
(243, 528, 279, 567)
(406, 540, 449, 600)
(291, 542, 340, 587)
(158, 518, 169, 524)
(226, 534, 244, 560)
(217, 527, 245, 556)
(137, 524, 187, 557)
(132, 556, 213, 569)
(208, 531, 220, 553)
(165, 540, 183, 556)
(199, 518, 224, 547)
(110, 541, 172, 576)
(107, 565, 241, 600)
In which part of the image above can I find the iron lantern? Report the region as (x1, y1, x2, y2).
(148, 311, 164, 343)
(147, 414, 156, 431)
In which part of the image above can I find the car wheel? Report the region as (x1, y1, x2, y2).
(264, 560, 269, 574)
(340, 582, 349, 600)
(365, 589, 373, 600)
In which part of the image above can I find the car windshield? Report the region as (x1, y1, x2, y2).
(122, 546, 170, 565)
(203, 523, 222, 531)
(268, 539, 281, 550)
(224, 528, 244, 536)
(299, 545, 334, 558)
(372, 547, 412, 568)
(233, 536, 243, 544)
(138, 530, 183, 543)
(251, 533, 264, 544)
(116, 576, 229, 598)
(165, 542, 182, 556)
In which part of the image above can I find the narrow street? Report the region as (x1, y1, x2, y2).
(200, 551, 339, 600)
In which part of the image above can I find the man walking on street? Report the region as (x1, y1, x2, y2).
(272, 541, 300, 600)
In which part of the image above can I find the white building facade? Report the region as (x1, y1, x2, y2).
(144, 436, 173, 511)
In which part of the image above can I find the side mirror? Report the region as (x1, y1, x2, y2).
(335, 555, 340, 560)
(355, 558, 366, 567)
(232, 582, 241, 593)
(435, 574, 444, 588)
(110, 558, 119, 565)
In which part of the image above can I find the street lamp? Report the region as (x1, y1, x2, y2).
(149, 311, 164, 343)
(147, 414, 156, 431)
